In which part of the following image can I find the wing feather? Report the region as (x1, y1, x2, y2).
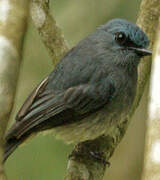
(6, 79, 115, 141)
(16, 77, 49, 120)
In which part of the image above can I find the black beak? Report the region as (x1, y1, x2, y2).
(129, 47, 152, 57)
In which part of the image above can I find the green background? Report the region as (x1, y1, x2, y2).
(5, 0, 148, 179)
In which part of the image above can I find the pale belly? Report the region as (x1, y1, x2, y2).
(51, 99, 131, 144)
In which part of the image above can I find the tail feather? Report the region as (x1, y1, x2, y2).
(3, 134, 29, 163)
(3, 118, 52, 163)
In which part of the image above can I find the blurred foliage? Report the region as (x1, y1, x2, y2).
(4, 0, 148, 180)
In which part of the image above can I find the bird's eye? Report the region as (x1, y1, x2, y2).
(115, 32, 127, 45)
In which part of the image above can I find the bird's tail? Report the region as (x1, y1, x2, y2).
(3, 133, 29, 163)
(3, 120, 49, 163)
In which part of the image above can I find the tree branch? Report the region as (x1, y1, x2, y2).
(30, 0, 68, 66)
(132, 0, 160, 115)
(0, 0, 30, 179)
(30, 0, 160, 180)
(141, 18, 160, 180)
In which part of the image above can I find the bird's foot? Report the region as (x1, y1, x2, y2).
(68, 149, 110, 167)
(68, 152, 74, 159)
(89, 151, 110, 167)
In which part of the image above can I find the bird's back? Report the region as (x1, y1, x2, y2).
(46, 30, 114, 91)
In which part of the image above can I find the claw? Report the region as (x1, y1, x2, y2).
(89, 151, 110, 166)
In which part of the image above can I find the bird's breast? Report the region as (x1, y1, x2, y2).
(53, 71, 137, 144)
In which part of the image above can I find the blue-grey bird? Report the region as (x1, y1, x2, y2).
(4, 19, 152, 162)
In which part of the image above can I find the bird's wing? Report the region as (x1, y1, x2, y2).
(6, 77, 115, 140)
(16, 76, 49, 120)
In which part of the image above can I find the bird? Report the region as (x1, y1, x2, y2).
(3, 18, 152, 163)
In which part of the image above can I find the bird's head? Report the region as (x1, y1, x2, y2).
(99, 19, 152, 66)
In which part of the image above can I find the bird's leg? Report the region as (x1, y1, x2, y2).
(68, 149, 110, 167)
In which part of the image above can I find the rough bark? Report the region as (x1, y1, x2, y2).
(30, 0, 68, 66)
(0, 0, 30, 179)
(30, 0, 160, 180)
(141, 18, 160, 180)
